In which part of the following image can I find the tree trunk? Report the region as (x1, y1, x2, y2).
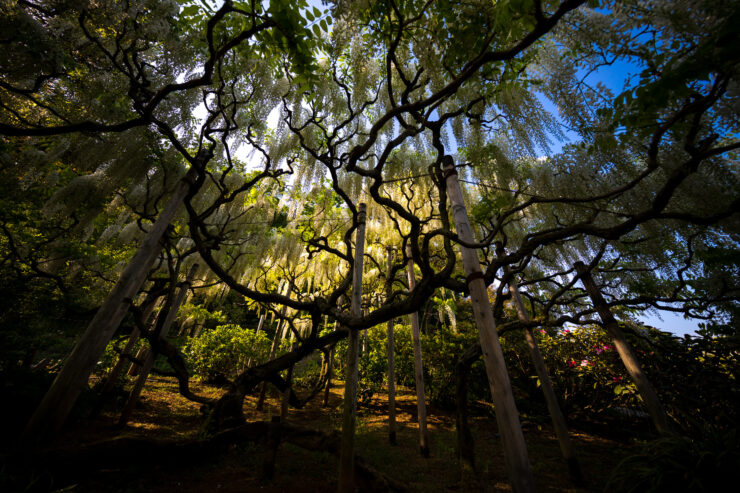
(22, 168, 198, 447)
(338, 203, 366, 493)
(574, 261, 671, 435)
(118, 264, 198, 426)
(509, 278, 583, 484)
(443, 157, 535, 493)
(406, 245, 430, 457)
(385, 247, 397, 445)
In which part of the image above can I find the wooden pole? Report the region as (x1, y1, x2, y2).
(257, 316, 284, 411)
(406, 244, 430, 457)
(324, 303, 341, 407)
(102, 296, 160, 394)
(338, 203, 366, 493)
(257, 286, 290, 411)
(23, 168, 198, 446)
(443, 156, 535, 493)
(246, 313, 266, 369)
(280, 362, 294, 421)
(509, 278, 583, 484)
(574, 261, 671, 435)
(118, 263, 199, 426)
(323, 344, 335, 407)
(385, 247, 397, 445)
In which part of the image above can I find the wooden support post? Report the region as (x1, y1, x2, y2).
(324, 304, 341, 407)
(23, 169, 197, 446)
(406, 244, 430, 457)
(127, 345, 149, 377)
(257, 296, 289, 411)
(246, 314, 266, 369)
(574, 262, 671, 435)
(455, 343, 480, 475)
(443, 156, 535, 493)
(338, 203, 366, 493)
(262, 416, 282, 480)
(361, 298, 369, 354)
(103, 329, 141, 391)
(509, 278, 583, 484)
(118, 264, 198, 426)
(102, 296, 160, 394)
(280, 363, 294, 421)
(323, 344, 335, 407)
(385, 247, 397, 445)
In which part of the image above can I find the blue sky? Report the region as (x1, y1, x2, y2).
(256, 1, 706, 337)
(546, 59, 702, 336)
(642, 309, 699, 336)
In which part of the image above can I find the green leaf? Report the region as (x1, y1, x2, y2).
(181, 5, 199, 16)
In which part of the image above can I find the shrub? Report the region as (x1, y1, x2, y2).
(185, 324, 271, 381)
(605, 429, 740, 492)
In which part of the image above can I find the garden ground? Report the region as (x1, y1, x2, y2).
(3, 375, 640, 492)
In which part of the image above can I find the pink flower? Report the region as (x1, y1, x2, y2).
(563, 329, 571, 335)
(595, 348, 604, 355)
(612, 376, 623, 383)
(540, 329, 546, 335)
(580, 359, 589, 367)
(567, 360, 576, 367)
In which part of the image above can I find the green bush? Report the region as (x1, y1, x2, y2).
(95, 332, 147, 377)
(605, 429, 740, 492)
(336, 322, 487, 409)
(185, 324, 271, 381)
(501, 325, 638, 416)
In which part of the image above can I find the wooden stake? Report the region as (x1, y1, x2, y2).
(323, 344, 335, 407)
(574, 261, 671, 435)
(246, 314, 266, 369)
(443, 157, 535, 493)
(23, 168, 198, 446)
(324, 304, 341, 408)
(257, 286, 290, 411)
(406, 244, 430, 457)
(102, 296, 160, 394)
(129, 344, 151, 376)
(509, 278, 583, 484)
(385, 247, 397, 445)
(119, 263, 199, 426)
(280, 363, 294, 421)
(338, 203, 366, 493)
